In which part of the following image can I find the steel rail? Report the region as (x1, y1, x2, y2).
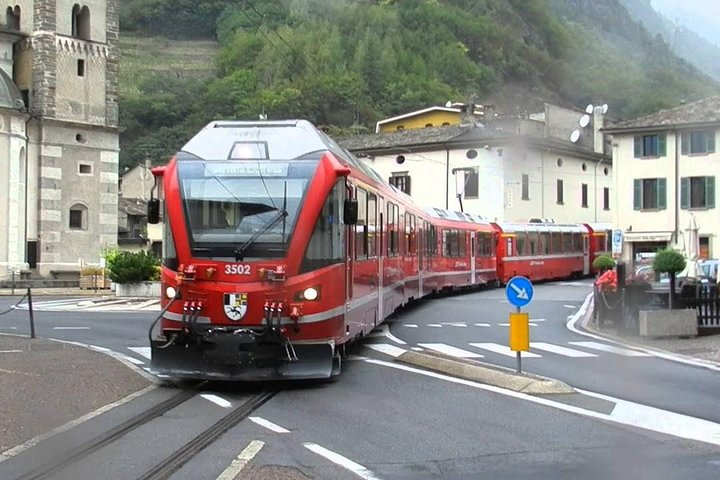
(136, 390, 276, 480)
(16, 385, 204, 480)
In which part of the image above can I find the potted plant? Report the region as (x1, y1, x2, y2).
(107, 250, 161, 297)
(592, 255, 615, 275)
(652, 249, 686, 309)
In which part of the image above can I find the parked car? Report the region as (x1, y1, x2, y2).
(699, 260, 720, 284)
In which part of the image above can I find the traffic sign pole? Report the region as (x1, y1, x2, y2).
(506, 276, 533, 375)
(516, 306, 521, 374)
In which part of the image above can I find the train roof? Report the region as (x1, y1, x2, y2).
(425, 207, 492, 225)
(498, 222, 589, 234)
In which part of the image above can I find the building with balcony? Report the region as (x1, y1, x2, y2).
(605, 96, 720, 264)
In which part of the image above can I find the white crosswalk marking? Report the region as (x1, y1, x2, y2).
(474, 323, 491, 327)
(530, 342, 598, 358)
(365, 343, 406, 358)
(469, 343, 542, 358)
(418, 343, 484, 358)
(427, 324, 442, 328)
(128, 347, 152, 360)
(568, 341, 651, 357)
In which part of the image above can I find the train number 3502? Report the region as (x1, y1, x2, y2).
(225, 264, 251, 275)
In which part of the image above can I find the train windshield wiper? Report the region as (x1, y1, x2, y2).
(234, 208, 288, 261)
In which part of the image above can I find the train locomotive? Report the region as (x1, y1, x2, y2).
(146, 120, 611, 381)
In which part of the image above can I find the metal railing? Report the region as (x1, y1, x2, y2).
(0, 287, 36, 338)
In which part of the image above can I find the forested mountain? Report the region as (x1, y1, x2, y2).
(618, 0, 720, 82)
(118, 0, 718, 170)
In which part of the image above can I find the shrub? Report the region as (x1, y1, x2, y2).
(652, 249, 686, 274)
(592, 255, 615, 273)
(107, 251, 161, 284)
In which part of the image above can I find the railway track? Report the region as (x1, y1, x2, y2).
(14, 385, 276, 480)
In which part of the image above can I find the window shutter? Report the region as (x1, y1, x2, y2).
(709, 131, 716, 154)
(634, 179, 642, 210)
(634, 136, 642, 158)
(406, 175, 411, 195)
(706, 176, 715, 208)
(681, 132, 689, 155)
(658, 134, 667, 157)
(658, 178, 667, 210)
(680, 177, 690, 209)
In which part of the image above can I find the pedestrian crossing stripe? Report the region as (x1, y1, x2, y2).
(418, 343, 483, 358)
(530, 342, 597, 358)
(568, 341, 651, 357)
(468, 343, 542, 358)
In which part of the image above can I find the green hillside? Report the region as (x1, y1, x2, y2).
(117, 0, 718, 170)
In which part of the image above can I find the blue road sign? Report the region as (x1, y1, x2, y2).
(506, 276, 534, 308)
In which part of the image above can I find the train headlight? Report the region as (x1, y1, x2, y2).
(165, 286, 177, 299)
(303, 287, 319, 301)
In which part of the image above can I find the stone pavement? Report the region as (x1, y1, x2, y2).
(0, 335, 151, 455)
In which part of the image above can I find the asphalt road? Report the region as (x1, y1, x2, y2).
(1, 288, 720, 479)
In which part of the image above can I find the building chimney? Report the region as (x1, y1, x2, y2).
(593, 106, 604, 154)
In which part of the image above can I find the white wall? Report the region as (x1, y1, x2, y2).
(364, 144, 612, 224)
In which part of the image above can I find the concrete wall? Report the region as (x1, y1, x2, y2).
(120, 165, 154, 200)
(3, 0, 35, 32)
(55, 39, 107, 124)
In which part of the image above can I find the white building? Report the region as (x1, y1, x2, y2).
(340, 105, 612, 224)
(605, 95, 720, 264)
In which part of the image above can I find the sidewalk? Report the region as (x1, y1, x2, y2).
(584, 303, 720, 364)
(0, 287, 110, 297)
(0, 335, 151, 455)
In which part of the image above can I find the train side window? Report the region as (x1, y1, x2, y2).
(528, 232, 537, 255)
(576, 233, 584, 253)
(368, 193, 377, 257)
(355, 188, 368, 259)
(516, 233, 526, 256)
(459, 231, 466, 257)
(443, 229, 450, 257)
(506, 237, 513, 256)
(562, 232, 573, 253)
(387, 202, 395, 256)
(539, 232, 549, 254)
(301, 181, 344, 272)
(551, 232, 562, 254)
(430, 225, 437, 256)
(477, 233, 484, 257)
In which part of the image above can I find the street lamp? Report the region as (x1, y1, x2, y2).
(451, 167, 478, 212)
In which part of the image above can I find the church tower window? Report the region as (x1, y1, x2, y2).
(71, 4, 91, 40)
(6, 6, 20, 30)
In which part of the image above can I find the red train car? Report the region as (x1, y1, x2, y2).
(585, 223, 612, 273)
(146, 120, 499, 381)
(493, 222, 590, 283)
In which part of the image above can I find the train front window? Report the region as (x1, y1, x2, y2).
(177, 160, 317, 259)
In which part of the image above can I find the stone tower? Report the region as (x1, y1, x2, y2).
(0, 0, 119, 278)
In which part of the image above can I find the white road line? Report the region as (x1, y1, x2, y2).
(128, 347, 152, 360)
(469, 343, 542, 358)
(568, 341, 651, 357)
(201, 394, 232, 408)
(365, 344, 406, 358)
(474, 323, 491, 327)
(0, 350, 23, 354)
(0, 327, 18, 330)
(216, 440, 265, 480)
(563, 304, 577, 309)
(531, 318, 546, 322)
(427, 324, 442, 328)
(419, 343, 484, 358)
(304, 443, 382, 480)
(249, 416, 290, 433)
(118, 354, 145, 365)
(363, 358, 720, 448)
(411, 347, 423, 351)
(498, 323, 538, 327)
(89, 345, 112, 352)
(530, 342, 598, 358)
(53, 327, 90, 330)
(403, 324, 419, 328)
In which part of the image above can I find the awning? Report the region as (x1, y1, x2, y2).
(623, 232, 673, 242)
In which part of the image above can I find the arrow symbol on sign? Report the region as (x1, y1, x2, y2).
(510, 283, 529, 300)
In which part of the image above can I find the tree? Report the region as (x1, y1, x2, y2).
(652, 249, 686, 309)
(592, 255, 615, 273)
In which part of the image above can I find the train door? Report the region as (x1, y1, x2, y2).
(345, 183, 354, 303)
(418, 224, 424, 297)
(471, 232, 476, 284)
(583, 234, 590, 275)
(377, 201, 384, 322)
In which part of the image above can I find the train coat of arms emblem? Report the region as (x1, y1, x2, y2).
(223, 293, 248, 321)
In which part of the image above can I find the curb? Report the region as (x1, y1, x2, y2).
(395, 350, 574, 395)
(570, 293, 720, 371)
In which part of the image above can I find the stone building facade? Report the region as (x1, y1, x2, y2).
(0, 0, 119, 278)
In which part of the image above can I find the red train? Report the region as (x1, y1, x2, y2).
(146, 120, 611, 381)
